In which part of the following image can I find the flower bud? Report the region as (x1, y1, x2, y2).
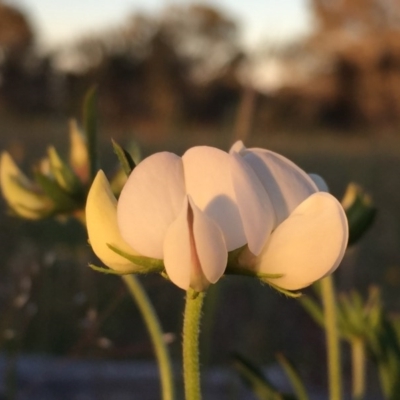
(0, 152, 53, 219)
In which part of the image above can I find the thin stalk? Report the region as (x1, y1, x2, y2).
(75, 214, 174, 400)
(183, 289, 206, 400)
(351, 338, 366, 400)
(321, 276, 342, 400)
(122, 275, 175, 400)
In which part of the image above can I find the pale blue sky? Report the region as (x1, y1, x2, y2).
(8, 0, 313, 50)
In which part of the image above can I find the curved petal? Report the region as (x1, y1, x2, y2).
(229, 151, 274, 255)
(86, 170, 140, 272)
(309, 173, 329, 192)
(69, 119, 89, 183)
(182, 146, 246, 250)
(0, 152, 51, 219)
(230, 140, 246, 154)
(190, 197, 227, 285)
(163, 196, 227, 291)
(241, 147, 319, 225)
(117, 152, 186, 259)
(162, 198, 192, 290)
(255, 192, 348, 290)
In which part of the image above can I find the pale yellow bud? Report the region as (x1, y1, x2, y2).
(86, 170, 140, 272)
(69, 119, 89, 183)
(0, 152, 52, 219)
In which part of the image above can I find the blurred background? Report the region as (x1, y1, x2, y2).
(0, 0, 400, 398)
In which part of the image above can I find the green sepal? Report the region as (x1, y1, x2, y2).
(187, 289, 201, 299)
(34, 171, 78, 213)
(107, 243, 164, 272)
(264, 280, 302, 298)
(276, 354, 310, 400)
(89, 263, 129, 275)
(112, 139, 136, 176)
(47, 146, 84, 196)
(83, 86, 98, 182)
(225, 265, 283, 280)
(88, 263, 158, 275)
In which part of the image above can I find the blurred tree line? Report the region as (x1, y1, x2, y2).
(2, 0, 400, 135)
(0, 2, 245, 140)
(273, 0, 400, 130)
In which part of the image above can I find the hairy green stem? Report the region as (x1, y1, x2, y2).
(351, 338, 366, 400)
(122, 275, 175, 400)
(183, 289, 206, 400)
(321, 276, 342, 400)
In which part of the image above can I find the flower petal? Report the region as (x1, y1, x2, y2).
(86, 170, 139, 272)
(69, 119, 89, 183)
(229, 151, 275, 255)
(182, 146, 246, 250)
(189, 197, 227, 285)
(309, 173, 329, 192)
(240, 146, 318, 225)
(162, 197, 192, 290)
(163, 196, 227, 291)
(0, 152, 51, 219)
(255, 192, 348, 290)
(117, 152, 186, 259)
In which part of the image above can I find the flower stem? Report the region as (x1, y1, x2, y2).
(122, 274, 175, 400)
(351, 338, 366, 400)
(183, 289, 206, 400)
(321, 276, 342, 400)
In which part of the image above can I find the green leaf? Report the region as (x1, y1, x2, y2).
(112, 139, 136, 176)
(276, 354, 310, 400)
(232, 354, 285, 400)
(83, 86, 98, 182)
(88, 263, 128, 275)
(341, 183, 376, 245)
(47, 146, 84, 196)
(34, 171, 78, 213)
(107, 243, 164, 272)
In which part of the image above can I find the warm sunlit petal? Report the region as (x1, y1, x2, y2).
(69, 119, 89, 183)
(118, 152, 186, 259)
(86, 170, 139, 272)
(189, 197, 227, 285)
(255, 192, 348, 290)
(229, 151, 274, 255)
(163, 197, 192, 290)
(0, 152, 51, 219)
(163, 196, 227, 291)
(182, 146, 246, 251)
(241, 146, 318, 226)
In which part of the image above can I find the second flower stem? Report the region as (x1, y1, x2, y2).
(122, 274, 175, 400)
(351, 338, 366, 400)
(321, 275, 342, 400)
(183, 289, 206, 400)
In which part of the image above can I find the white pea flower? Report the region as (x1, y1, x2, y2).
(86, 141, 348, 292)
(117, 145, 268, 292)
